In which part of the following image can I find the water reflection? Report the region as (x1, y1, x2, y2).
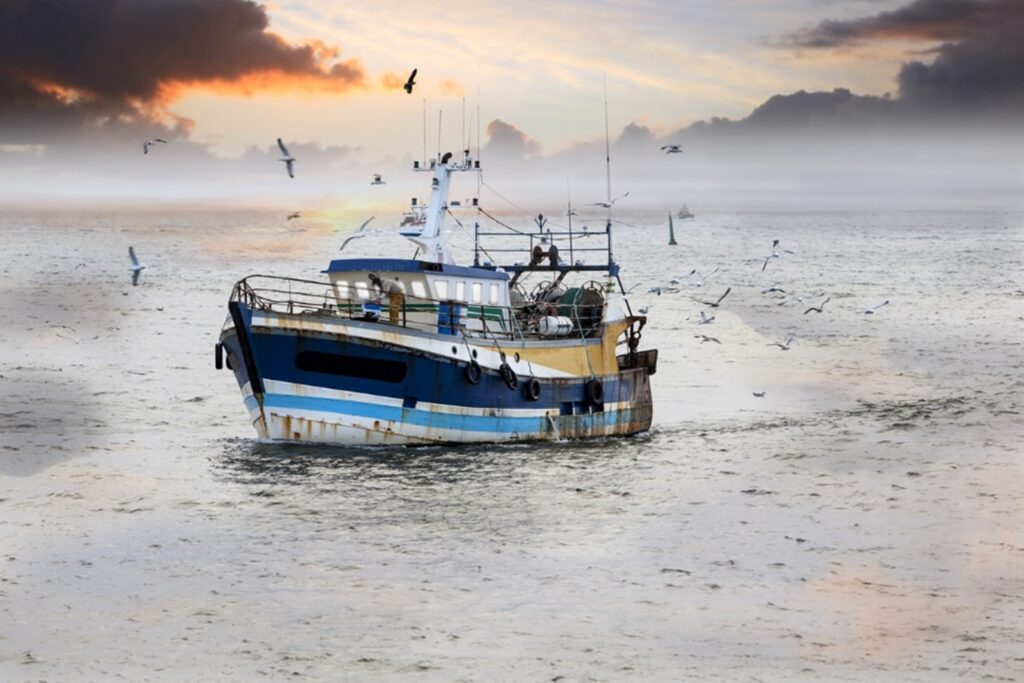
(212, 432, 655, 490)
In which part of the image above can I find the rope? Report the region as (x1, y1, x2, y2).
(570, 300, 597, 379)
(478, 206, 532, 235)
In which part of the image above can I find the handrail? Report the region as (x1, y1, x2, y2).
(229, 273, 608, 343)
(473, 222, 613, 272)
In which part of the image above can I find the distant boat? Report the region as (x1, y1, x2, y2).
(400, 200, 427, 228)
(676, 204, 695, 220)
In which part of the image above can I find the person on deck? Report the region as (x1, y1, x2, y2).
(368, 273, 404, 324)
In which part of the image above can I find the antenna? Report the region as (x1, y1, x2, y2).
(602, 74, 615, 268)
(422, 98, 427, 165)
(603, 73, 612, 211)
(462, 97, 466, 151)
(437, 110, 442, 163)
(476, 92, 482, 198)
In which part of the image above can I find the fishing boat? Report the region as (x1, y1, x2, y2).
(676, 204, 695, 220)
(215, 150, 657, 445)
(400, 199, 427, 228)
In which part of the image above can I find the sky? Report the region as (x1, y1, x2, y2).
(1, 0, 1022, 208)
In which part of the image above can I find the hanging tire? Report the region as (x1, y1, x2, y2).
(585, 378, 604, 404)
(215, 342, 223, 370)
(500, 363, 518, 390)
(524, 377, 541, 401)
(465, 360, 482, 385)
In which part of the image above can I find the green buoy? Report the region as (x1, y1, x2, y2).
(668, 213, 678, 245)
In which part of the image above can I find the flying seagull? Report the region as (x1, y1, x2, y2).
(698, 311, 715, 325)
(403, 68, 417, 94)
(752, 391, 766, 398)
(767, 335, 794, 351)
(277, 138, 295, 178)
(339, 216, 375, 252)
(694, 334, 721, 344)
(865, 300, 890, 315)
(129, 246, 145, 286)
(590, 191, 629, 209)
(803, 296, 831, 315)
(761, 286, 787, 294)
(699, 286, 731, 308)
(371, 173, 385, 185)
(693, 266, 720, 288)
(286, 211, 301, 221)
(761, 240, 796, 271)
(142, 139, 167, 155)
(660, 144, 683, 154)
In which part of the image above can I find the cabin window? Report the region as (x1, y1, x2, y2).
(434, 280, 449, 299)
(295, 351, 407, 383)
(488, 283, 499, 305)
(355, 282, 369, 300)
(455, 281, 466, 302)
(411, 281, 427, 299)
(471, 282, 482, 304)
(335, 280, 350, 299)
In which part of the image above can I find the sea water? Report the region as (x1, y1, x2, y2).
(1, 207, 1022, 680)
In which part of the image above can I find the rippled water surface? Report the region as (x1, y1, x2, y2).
(1, 208, 1022, 680)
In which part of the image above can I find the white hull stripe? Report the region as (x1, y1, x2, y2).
(262, 379, 552, 418)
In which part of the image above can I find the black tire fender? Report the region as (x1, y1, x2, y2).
(524, 377, 541, 401)
(500, 363, 518, 390)
(585, 378, 604, 404)
(465, 360, 482, 385)
(215, 342, 224, 370)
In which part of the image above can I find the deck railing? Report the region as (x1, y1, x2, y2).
(230, 274, 604, 342)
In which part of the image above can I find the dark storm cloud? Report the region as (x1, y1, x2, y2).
(0, 0, 365, 142)
(783, 0, 1009, 48)
(779, 0, 1024, 113)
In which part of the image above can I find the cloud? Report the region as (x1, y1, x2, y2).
(783, 0, 1011, 48)
(779, 0, 1024, 114)
(0, 0, 366, 142)
(439, 79, 465, 97)
(483, 119, 542, 160)
(614, 122, 655, 149)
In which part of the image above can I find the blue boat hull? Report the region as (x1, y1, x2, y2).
(219, 304, 653, 445)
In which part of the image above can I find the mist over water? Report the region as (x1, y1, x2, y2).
(1, 206, 1022, 680)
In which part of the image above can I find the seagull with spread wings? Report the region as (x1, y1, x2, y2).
(590, 191, 629, 209)
(865, 300, 890, 314)
(143, 139, 167, 155)
(403, 68, 417, 94)
(129, 247, 146, 286)
(767, 335, 795, 351)
(804, 296, 831, 315)
(339, 216, 376, 252)
(698, 286, 731, 308)
(277, 138, 296, 178)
